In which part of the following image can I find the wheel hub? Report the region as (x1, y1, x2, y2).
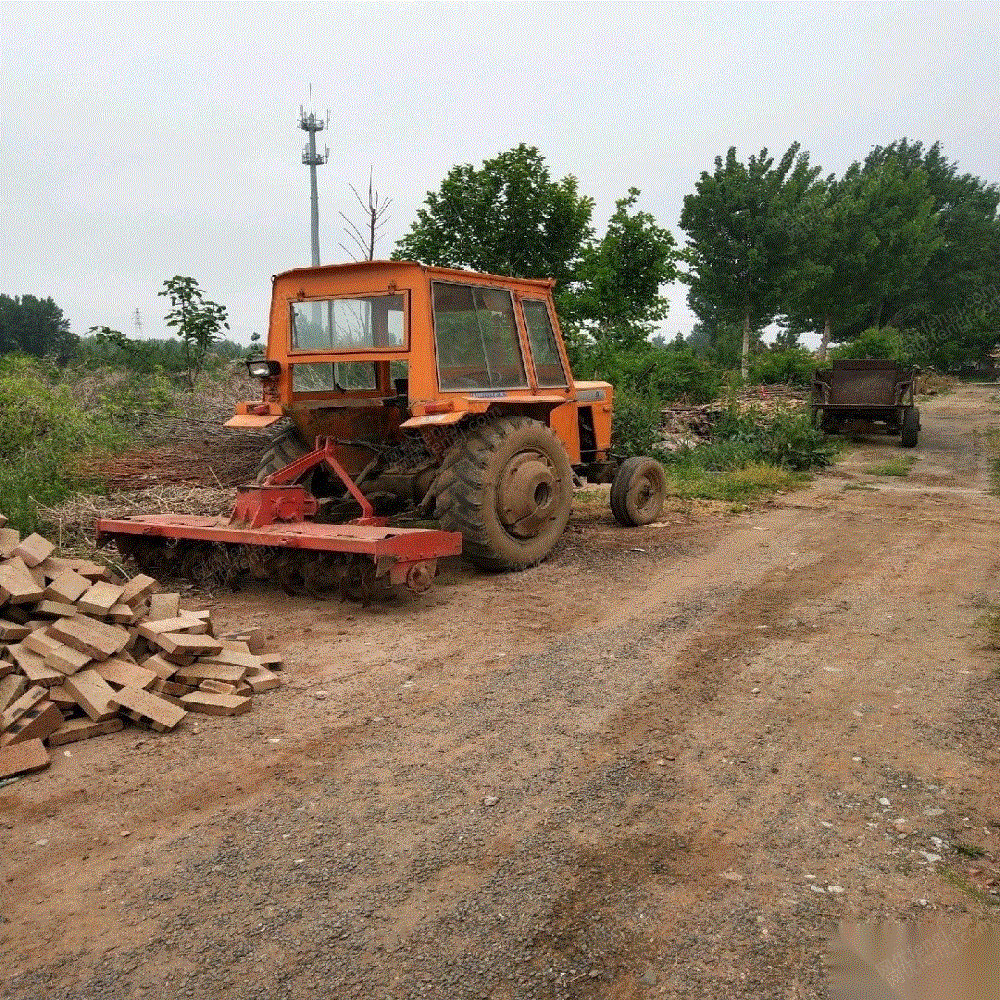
(497, 450, 558, 538)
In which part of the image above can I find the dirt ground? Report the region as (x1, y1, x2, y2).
(3, 384, 998, 999)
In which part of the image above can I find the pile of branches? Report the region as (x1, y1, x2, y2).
(39, 487, 235, 555)
(98, 369, 277, 490)
(658, 385, 807, 451)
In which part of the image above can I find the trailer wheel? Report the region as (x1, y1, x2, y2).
(610, 456, 667, 526)
(901, 407, 920, 447)
(256, 426, 311, 482)
(433, 416, 573, 571)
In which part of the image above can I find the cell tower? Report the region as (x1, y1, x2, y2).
(133, 308, 142, 338)
(299, 104, 330, 266)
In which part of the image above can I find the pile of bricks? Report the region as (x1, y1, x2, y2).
(0, 514, 282, 780)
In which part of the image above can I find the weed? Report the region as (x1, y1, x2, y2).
(861, 457, 916, 477)
(936, 865, 999, 907)
(953, 842, 986, 859)
(664, 463, 806, 503)
(975, 610, 1000, 651)
(984, 427, 1000, 497)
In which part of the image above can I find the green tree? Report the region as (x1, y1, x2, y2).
(849, 158, 941, 331)
(781, 173, 872, 359)
(571, 188, 678, 349)
(864, 139, 1000, 367)
(680, 143, 821, 378)
(782, 160, 940, 358)
(0, 294, 76, 361)
(158, 276, 229, 390)
(395, 144, 594, 289)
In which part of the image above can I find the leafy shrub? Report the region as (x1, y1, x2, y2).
(611, 387, 662, 457)
(573, 341, 722, 404)
(749, 347, 816, 386)
(658, 404, 838, 473)
(0, 354, 128, 533)
(714, 405, 839, 470)
(830, 327, 909, 363)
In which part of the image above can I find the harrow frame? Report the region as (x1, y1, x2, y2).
(96, 438, 463, 597)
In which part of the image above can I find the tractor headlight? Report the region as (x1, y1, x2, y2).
(246, 359, 281, 379)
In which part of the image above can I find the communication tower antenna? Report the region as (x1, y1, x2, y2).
(299, 95, 330, 267)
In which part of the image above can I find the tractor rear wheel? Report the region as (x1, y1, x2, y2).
(256, 426, 311, 483)
(610, 456, 667, 526)
(433, 416, 573, 571)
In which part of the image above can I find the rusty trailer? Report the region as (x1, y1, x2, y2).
(811, 360, 920, 447)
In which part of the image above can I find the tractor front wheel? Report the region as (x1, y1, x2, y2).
(610, 456, 667, 526)
(256, 426, 312, 483)
(434, 416, 573, 571)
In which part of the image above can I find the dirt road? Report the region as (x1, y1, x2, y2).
(3, 384, 998, 999)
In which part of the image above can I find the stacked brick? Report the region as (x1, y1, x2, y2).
(0, 514, 282, 780)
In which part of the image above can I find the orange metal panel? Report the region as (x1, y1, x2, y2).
(224, 414, 284, 429)
(547, 402, 581, 464)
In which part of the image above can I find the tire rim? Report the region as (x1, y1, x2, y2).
(497, 449, 559, 539)
(630, 470, 664, 519)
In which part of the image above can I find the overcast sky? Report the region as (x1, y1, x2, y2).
(3, 1, 997, 346)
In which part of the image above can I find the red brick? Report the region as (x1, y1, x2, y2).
(180, 691, 251, 717)
(151, 632, 222, 657)
(0, 674, 28, 711)
(92, 657, 157, 691)
(0, 738, 50, 778)
(77, 581, 124, 617)
(6, 644, 63, 687)
(48, 717, 123, 746)
(48, 617, 130, 660)
(174, 662, 246, 685)
(2, 685, 47, 730)
(11, 532, 54, 568)
(43, 570, 91, 604)
(64, 669, 118, 722)
(0, 557, 45, 605)
(0, 700, 63, 746)
(109, 687, 185, 730)
(147, 592, 180, 620)
(43, 642, 92, 676)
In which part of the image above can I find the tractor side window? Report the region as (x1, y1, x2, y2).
(432, 282, 528, 391)
(290, 294, 405, 350)
(291, 361, 377, 392)
(522, 299, 567, 387)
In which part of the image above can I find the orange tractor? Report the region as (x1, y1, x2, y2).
(98, 261, 666, 599)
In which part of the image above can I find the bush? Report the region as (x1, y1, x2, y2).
(748, 347, 816, 386)
(829, 327, 909, 364)
(611, 387, 662, 457)
(659, 404, 838, 473)
(0, 355, 128, 533)
(573, 341, 722, 405)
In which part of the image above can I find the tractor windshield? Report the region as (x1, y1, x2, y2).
(290, 293, 405, 351)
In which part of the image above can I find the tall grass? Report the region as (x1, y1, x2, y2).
(649, 402, 838, 504)
(0, 355, 131, 533)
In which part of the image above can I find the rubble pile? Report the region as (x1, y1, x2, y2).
(0, 513, 282, 781)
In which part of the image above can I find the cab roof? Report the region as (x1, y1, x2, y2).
(272, 259, 557, 292)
